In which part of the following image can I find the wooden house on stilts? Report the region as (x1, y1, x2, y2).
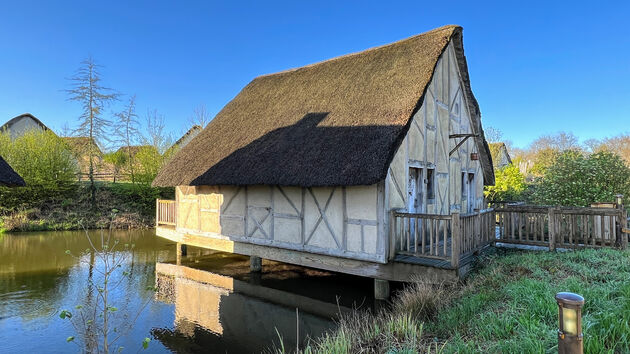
(153, 25, 496, 298)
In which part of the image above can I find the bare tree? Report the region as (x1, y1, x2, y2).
(598, 134, 630, 165)
(114, 95, 140, 183)
(188, 104, 212, 129)
(143, 109, 173, 155)
(60, 122, 73, 137)
(66, 57, 119, 205)
(484, 126, 503, 143)
(60, 227, 152, 353)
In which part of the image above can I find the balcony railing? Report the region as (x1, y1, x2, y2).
(156, 199, 177, 226)
(391, 208, 495, 268)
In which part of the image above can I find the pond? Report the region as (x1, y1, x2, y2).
(0, 230, 377, 353)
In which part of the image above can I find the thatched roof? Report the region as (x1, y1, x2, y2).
(0, 155, 25, 187)
(154, 25, 494, 187)
(488, 142, 512, 168)
(174, 125, 203, 147)
(116, 145, 159, 157)
(62, 137, 103, 157)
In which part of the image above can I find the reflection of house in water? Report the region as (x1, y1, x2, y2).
(154, 262, 350, 353)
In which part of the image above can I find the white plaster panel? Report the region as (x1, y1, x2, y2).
(273, 218, 301, 244)
(346, 185, 377, 220)
(274, 186, 302, 215)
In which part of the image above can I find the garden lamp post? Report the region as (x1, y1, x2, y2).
(555, 292, 585, 354)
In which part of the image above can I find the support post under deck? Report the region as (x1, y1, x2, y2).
(250, 256, 262, 272)
(374, 279, 390, 300)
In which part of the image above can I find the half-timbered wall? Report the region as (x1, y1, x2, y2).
(175, 183, 387, 263)
(386, 41, 484, 216)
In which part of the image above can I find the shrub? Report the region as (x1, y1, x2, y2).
(484, 164, 527, 202)
(0, 129, 78, 211)
(0, 129, 78, 185)
(530, 150, 630, 206)
(134, 146, 163, 185)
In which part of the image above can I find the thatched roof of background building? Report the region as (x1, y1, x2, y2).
(0, 155, 25, 187)
(62, 137, 103, 157)
(116, 145, 159, 157)
(488, 142, 512, 168)
(174, 125, 203, 148)
(154, 25, 494, 187)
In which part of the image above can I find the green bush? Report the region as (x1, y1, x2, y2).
(134, 146, 163, 185)
(0, 129, 78, 211)
(107, 182, 174, 215)
(0, 129, 77, 185)
(484, 164, 527, 202)
(530, 150, 630, 206)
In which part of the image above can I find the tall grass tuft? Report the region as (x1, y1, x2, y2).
(394, 278, 449, 322)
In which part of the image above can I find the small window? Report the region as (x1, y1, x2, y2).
(453, 103, 460, 115)
(461, 172, 467, 196)
(426, 168, 435, 200)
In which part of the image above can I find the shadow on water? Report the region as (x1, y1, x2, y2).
(0, 231, 379, 353)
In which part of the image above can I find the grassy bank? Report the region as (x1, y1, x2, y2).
(295, 248, 630, 353)
(0, 182, 173, 232)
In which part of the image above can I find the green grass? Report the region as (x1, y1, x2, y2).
(293, 248, 630, 353)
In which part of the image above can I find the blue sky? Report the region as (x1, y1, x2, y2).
(0, 1, 628, 148)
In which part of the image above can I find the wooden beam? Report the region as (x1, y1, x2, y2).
(156, 226, 458, 283)
(448, 134, 478, 156)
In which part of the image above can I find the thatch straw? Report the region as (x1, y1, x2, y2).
(0, 155, 25, 187)
(154, 25, 494, 187)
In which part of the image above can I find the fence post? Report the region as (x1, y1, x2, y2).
(616, 194, 627, 249)
(388, 211, 397, 260)
(155, 199, 160, 227)
(451, 211, 460, 269)
(548, 207, 556, 252)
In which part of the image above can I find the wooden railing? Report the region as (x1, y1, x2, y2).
(391, 208, 495, 268)
(495, 205, 628, 250)
(156, 199, 177, 226)
(459, 209, 496, 256)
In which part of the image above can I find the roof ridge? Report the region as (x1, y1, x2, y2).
(255, 25, 460, 80)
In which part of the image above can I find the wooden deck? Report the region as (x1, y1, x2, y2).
(156, 225, 464, 282)
(155, 201, 499, 283)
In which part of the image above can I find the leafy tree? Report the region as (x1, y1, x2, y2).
(0, 129, 78, 210)
(103, 151, 128, 183)
(484, 164, 527, 202)
(114, 95, 140, 183)
(0, 129, 77, 186)
(66, 57, 119, 205)
(515, 131, 582, 178)
(134, 146, 163, 185)
(530, 150, 630, 206)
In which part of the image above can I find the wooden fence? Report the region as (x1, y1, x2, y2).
(495, 205, 628, 250)
(391, 208, 495, 268)
(156, 199, 177, 226)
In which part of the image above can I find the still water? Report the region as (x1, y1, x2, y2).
(0, 230, 375, 353)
